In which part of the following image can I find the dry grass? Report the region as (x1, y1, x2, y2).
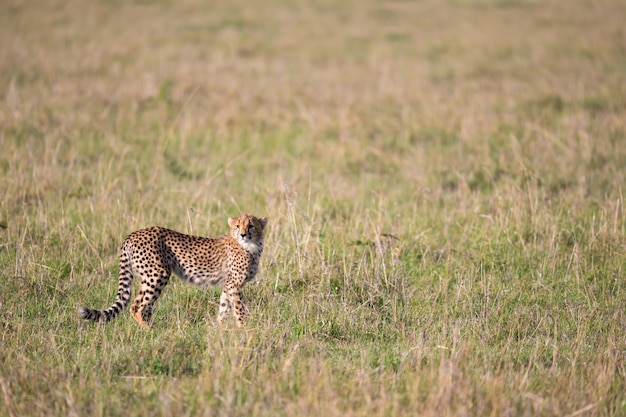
(1, 0, 626, 416)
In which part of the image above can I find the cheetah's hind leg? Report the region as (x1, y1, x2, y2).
(130, 292, 150, 329)
(130, 269, 170, 328)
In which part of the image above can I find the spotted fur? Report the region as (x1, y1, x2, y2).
(79, 213, 268, 328)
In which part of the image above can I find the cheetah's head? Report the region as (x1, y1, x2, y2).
(228, 213, 268, 253)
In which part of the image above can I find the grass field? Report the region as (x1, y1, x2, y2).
(1, 0, 626, 415)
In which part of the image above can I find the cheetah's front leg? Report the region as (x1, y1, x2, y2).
(229, 289, 247, 327)
(217, 290, 232, 323)
(217, 287, 247, 327)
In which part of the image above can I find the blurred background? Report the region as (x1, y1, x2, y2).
(1, 0, 626, 415)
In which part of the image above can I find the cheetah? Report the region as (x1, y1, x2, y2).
(79, 213, 268, 328)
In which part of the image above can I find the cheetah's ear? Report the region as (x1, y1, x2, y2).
(260, 217, 268, 228)
(228, 217, 235, 228)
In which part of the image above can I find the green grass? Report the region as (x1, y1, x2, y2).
(1, 0, 626, 415)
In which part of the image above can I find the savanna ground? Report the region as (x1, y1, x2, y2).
(1, 0, 626, 415)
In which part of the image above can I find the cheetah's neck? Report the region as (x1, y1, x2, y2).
(233, 237, 263, 255)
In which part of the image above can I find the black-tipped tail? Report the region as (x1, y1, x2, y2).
(79, 306, 104, 322)
(79, 240, 134, 324)
(78, 299, 127, 323)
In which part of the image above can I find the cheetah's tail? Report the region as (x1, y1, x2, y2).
(79, 247, 133, 323)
